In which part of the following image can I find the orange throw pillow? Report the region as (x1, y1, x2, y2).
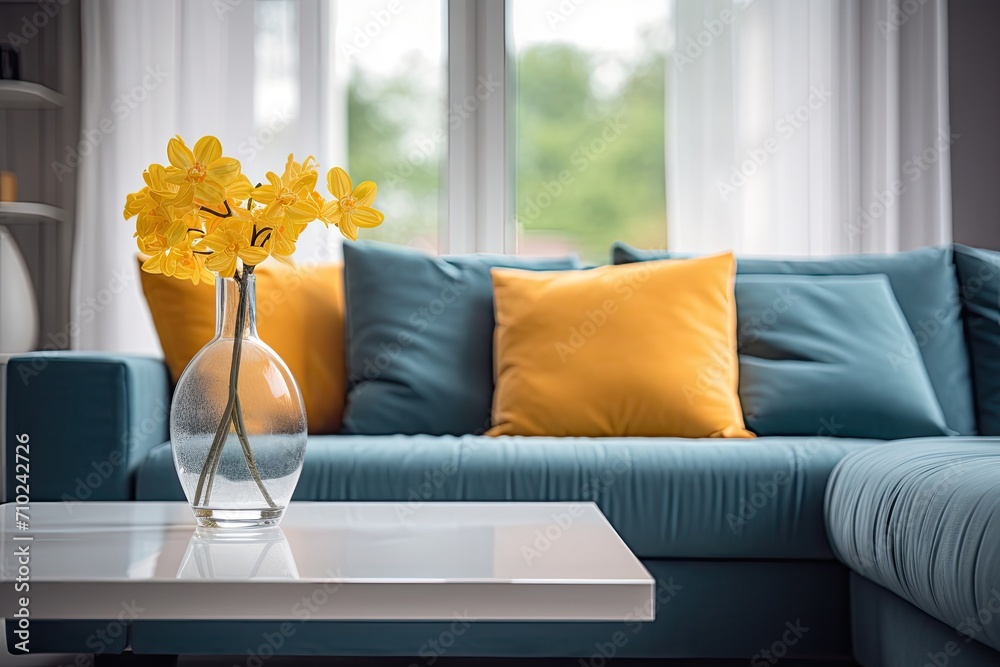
(139, 258, 346, 434)
(488, 253, 753, 438)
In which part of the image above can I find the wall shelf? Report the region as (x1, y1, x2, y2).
(0, 80, 65, 110)
(0, 202, 69, 226)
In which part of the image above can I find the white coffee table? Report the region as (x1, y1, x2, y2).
(0, 502, 654, 622)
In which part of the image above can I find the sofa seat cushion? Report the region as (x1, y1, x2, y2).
(825, 440, 1000, 652)
(138, 435, 877, 560)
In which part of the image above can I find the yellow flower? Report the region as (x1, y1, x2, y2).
(124, 187, 153, 220)
(165, 135, 241, 206)
(252, 154, 320, 225)
(127, 139, 387, 284)
(226, 173, 254, 207)
(135, 211, 172, 255)
(141, 229, 214, 286)
(198, 218, 270, 278)
(234, 205, 301, 262)
(141, 162, 195, 210)
(322, 167, 384, 241)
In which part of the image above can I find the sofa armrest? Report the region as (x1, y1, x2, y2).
(4, 352, 170, 502)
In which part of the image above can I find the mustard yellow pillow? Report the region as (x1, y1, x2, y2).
(488, 253, 753, 438)
(138, 258, 346, 435)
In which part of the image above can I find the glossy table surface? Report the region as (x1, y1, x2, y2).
(0, 502, 654, 621)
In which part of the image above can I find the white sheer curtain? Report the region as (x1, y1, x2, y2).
(668, 0, 952, 256)
(73, 0, 344, 353)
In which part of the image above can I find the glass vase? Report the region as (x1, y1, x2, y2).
(170, 271, 307, 528)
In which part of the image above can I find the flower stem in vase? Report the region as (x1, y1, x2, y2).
(192, 268, 276, 508)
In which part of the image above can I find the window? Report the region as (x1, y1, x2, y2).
(511, 0, 669, 263)
(252, 0, 447, 253)
(251, 0, 668, 261)
(337, 0, 447, 253)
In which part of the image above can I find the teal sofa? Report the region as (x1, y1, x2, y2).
(5, 244, 1000, 666)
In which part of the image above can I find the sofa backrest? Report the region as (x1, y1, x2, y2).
(613, 243, 977, 436)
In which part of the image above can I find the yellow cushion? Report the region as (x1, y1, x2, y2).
(488, 253, 753, 438)
(138, 259, 346, 435)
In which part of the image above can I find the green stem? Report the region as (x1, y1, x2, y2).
(233, 394, 277, 508)
(192, 269, 248, 506)
(199, 201, 233, 218)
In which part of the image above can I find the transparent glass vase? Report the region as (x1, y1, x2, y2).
(170, 272, 307, 528)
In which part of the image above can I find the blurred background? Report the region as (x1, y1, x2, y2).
(0, 0, 995, 355)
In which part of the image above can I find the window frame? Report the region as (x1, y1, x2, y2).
(445, 0, 514, 255)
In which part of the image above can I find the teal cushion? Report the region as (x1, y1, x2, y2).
(954, 244, 1000, 434)
(341, 241, 579, 436)
(736, 275, 953, 439)
(826, 441, 1000, 653)
(137, 434, 878, 559)
(613, 242, 976, 435)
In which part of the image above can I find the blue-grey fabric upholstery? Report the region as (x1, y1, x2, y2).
(826, 440, 1000, 653)
(954, 244, 1000, 434)
(613, 243, 977, 436)
(735, 274, 952, 439)
(851, 573, 1000, 667)
(138, 434, 877, 560)
(4, 353, 169, 502)
(341, 241, 579, 436)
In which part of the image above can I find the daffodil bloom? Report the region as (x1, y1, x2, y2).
(134, 211, 171, 255)
(166, 238, 214, 285)
(165, 135, 241, 206)
(322, 167, 384, 241)
(198, 218, 270, 278)
(225, 173, 254, 208)
(252, 154, 320, 225)
(142, 230, 214, 286)
(143, 162, 195, 209)
(130, 136, 384, 283)
(234, 205, 301, 262)
(124, 187, 154, 220)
